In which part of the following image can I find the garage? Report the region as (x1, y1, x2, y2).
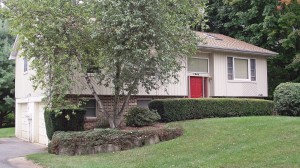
(15, 101, 48, 145)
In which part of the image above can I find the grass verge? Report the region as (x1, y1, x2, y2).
(28, 116, 300, 168)
(0, 127, 15, 138)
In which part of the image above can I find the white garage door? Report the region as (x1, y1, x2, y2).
(37, 103, 48, 145)
(20, 103, 29, 141)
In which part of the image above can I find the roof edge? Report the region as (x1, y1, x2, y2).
(9, 35, 19, 60)
(198, 45, 278, 57)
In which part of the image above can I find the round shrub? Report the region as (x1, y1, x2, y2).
(274, 82, 300, 116)
(125, 107, 161, 127)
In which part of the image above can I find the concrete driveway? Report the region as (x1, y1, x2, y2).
(0, 138, 46, 168)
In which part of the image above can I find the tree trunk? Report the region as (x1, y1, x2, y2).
(75, 54, 115, 128)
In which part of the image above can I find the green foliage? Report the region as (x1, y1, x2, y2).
(149, 98, 274, 122)
(203, 0, 300, 98)
(125, 107, 161, 127)
(2, 113, 14, 128)
(3, 0, 206, 128)
(44, 108, 86, 140)
(48, 127, 183, 155)
(274, 82, 300, 116)
(0, 19, 15, 128)
(28, 117, 300, 167)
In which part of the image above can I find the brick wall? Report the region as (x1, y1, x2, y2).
(70, 95, 183, 130)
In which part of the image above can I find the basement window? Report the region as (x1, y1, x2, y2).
(83, 99, 96, 117)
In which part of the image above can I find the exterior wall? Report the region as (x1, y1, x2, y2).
(70, 59, 188, 97)
(212, 52, 268, 97)
(15, 97, 48, 145)
(15, 53, 44, 99)
(82, 95, 183, 130)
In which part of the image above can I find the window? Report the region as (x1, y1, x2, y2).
(227, 57, 256, 81)
(235, 58, 248, 79)
(137, 99, 151, 109)
(83, 99, 96, 117)
(188, 57, 208, 73)
(23, 58, 28, 72)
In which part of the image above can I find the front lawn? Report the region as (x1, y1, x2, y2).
(0, 127, 15, 138)
(28, 116, 300, 168)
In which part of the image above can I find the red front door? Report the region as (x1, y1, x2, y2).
(190, 76, 203, 98)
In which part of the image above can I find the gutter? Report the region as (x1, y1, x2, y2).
(198, 45, 278, 57)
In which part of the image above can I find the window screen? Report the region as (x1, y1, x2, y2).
(187, 58, 208, 73)
(234, 58, 248, 79)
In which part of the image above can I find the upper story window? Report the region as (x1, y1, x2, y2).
(23, 58, 28, 73)
(187, 53, 209, 73)
(227, 57, 256, 81)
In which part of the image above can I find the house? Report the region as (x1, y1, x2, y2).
(10, 32, 277, 145)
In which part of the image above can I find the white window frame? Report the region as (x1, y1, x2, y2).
(227, 56, 256, 82)
(187, 57, 209, 74)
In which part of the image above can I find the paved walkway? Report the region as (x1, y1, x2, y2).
(0, 138, 46, 168)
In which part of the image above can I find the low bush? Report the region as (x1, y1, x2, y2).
(2, 113, 15, 127)
(274, 82, 300, 116)
(149, 98, 273, 122)
(125, 107, 161, 127)
(48, 127, 183, 155)
(44, 108, 86, 140)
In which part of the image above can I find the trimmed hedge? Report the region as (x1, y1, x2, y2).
(48, 127, 183, 155)
(44, 108, 86, 140)
(274, 82, 300, 116)
(125, 107, 161, 127)
(149, 98, 274, 122)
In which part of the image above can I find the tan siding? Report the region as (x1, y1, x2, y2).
(256, 57, 268, 96)
(208, 54, 214, 96)
(212, 52, 268, 97)
(15, 53, 43, 99)
(213, 53, 227, 96)
(70, 59, 188, 96)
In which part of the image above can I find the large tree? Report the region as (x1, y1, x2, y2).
(0, 19, 15, 128)
(4, 0, 205, 128)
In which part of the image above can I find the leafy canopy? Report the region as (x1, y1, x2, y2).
(3, 0, 205, 127)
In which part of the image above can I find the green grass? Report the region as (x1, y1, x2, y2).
(28, 116, 300, 168)
(0, 127, 15, 138)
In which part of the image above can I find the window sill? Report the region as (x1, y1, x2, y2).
(85, 117, 97, 121)
(227, 80, 257, 84)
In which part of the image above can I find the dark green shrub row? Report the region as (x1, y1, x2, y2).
(44, 108, 86, 140)
(274, 82, 300, 116)
(125, 107, 161, 127)
(48, 127, 183, 155)
(149, 98, 274, 122)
